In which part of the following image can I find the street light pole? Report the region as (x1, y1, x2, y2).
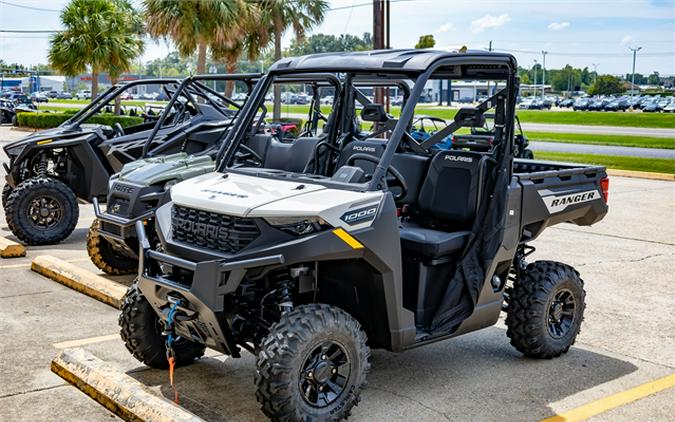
(533, 60, 538, 97)
(541, 50, 548, 98)
(629, 46, 642, 99)
(591, 63, 599, 86)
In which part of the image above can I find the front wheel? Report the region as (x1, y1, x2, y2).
(2, 184, 13, 208)
(506, 261, 586, 359)
(5, 177, 79, 245)
(119, 282, 205, 369)
(255, 304, 371, 422)
(87, 219, 138, 275)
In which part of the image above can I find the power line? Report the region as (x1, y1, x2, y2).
(494, 47, 674, 58)
(0, 30, 61, 33)
(0, 0, 60, 12)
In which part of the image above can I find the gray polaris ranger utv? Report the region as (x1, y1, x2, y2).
(120, 49, 609, 421)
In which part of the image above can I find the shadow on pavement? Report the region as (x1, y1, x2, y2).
(129, 326, 637, 422)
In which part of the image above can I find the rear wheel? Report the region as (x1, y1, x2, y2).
(119, 282, 205, 369)
(5, 177, 78, 245)
(506, 261, 585, 358)
(255, 304, 371, 422)
(87, 219, 137, 275)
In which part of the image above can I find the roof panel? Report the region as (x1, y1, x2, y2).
(269, 49, 516, 74)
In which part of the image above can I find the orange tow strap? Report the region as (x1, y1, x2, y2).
(168, 356, 179, 404)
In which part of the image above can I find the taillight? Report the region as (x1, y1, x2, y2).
(600, 177, 609, 203)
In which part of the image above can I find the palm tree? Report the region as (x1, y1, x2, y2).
(49, 0, 144, 100)
(211, 5, 269, 97)
(259, 0, 329, 119)
(144, 0, 245, 75)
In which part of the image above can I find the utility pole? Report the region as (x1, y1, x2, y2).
(541, 50, 548, 98)
(629, 46, 642, 99)
(533, 60, 538, 97)
(486, 40, 492, 97)
(372, 0, 390, 108)
(591, 63, 599, 86)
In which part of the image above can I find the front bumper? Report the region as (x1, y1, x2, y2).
(135, 220, 285, 356)
(93, 197, 154, 244)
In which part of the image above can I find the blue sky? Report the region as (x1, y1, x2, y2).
(1, 0, 673, 75)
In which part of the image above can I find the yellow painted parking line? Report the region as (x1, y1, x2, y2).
(541, 373, 675, 422)
(53, 334, 119, 349)
(333, 228, 364, 249)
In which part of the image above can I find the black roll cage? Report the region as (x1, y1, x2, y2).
(217, 55, 517, 192)
(61, 78, 182, 128)
(140, 73, 262, 157)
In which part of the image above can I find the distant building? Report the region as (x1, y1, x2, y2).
(0, 75, 65, 92)
(426, 80, 551, 103)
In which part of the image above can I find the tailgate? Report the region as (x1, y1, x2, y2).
(514, 159, 609, 242)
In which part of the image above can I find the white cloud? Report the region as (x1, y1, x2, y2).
(621, 35, 634, 45)
(548, 22, 570, 31)
(470, 14, 511, 33)
(437, 23, 453, 33)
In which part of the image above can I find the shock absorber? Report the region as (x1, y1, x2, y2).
(274, 271, 294, 315)
(37, 154, 48, 178)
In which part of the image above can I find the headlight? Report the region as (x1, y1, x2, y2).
(5, 144, 25, 158)
(264, 216, 330, 236)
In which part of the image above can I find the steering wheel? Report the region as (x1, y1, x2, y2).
(346, 153, 408, 200)
(113, 123, 125, 137)
(235, 144, 264, 167)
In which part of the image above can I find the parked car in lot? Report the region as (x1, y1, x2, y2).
(604, 98, 628, 112)
(30, 92, 49, 103)
(56, 91, 73, 99)
(76, 90, 91, 100)
(558, 98, 574, 108)
(641, 100, 662, 112)
(573, 97, 590, 111)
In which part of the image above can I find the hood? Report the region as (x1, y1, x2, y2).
(170, 171, 385, 229)
(118, 153, 215, 186)
(170, 172, 326, 217)
(3, 124, 102, 153)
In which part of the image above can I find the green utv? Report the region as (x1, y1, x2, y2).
(89, 74, 339, 275)
(121, 50, 608, 421)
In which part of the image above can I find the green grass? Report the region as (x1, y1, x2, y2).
(535, 151, 675, 174)
(527, 132, 675, 150)
(274, 104, 675, 129)
(516, 111, 675, 129)
(52, 98, 159, 107)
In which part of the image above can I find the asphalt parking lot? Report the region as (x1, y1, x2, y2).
(0, 125, 673, 421)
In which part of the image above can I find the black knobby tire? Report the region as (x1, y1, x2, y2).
(119, 282, 205, 369)
(5, 177, 79, 245)
(87, 219, 137, 275)
(255, 304, 371, 422)
(506, 261, 586, 359)
(522, 149, 534, 159)
(2, 184, 13, 209)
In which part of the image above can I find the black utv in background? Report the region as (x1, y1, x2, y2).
(121, 49, 609, 421)
(2, 77, 248, 245)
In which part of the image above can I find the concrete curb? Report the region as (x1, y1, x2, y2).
(0, 237, 26, 258)
(31, 255, 127, 309)
(52, 348, 204, 422)
(607, 169, 675, 181)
